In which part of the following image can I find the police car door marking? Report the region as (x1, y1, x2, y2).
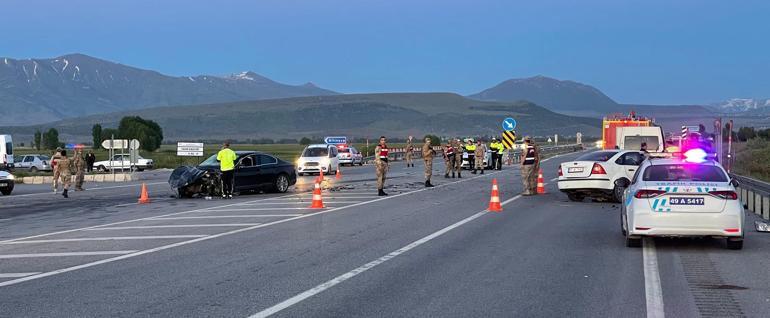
(652, 199, 660, 210)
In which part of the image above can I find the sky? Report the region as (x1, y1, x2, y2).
(1, 0, 768, 105)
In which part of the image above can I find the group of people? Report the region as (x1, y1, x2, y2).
(376, 135, 542, 196)
(51, 148, 94, 198)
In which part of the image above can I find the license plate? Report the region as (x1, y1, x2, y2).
(0, 183, 7, 188)
(669, 197, 704, 205)
(568, 167, 584, 173)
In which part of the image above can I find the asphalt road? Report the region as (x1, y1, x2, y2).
(1, 153, 769, 317)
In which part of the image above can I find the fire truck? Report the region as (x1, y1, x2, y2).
(601, 112, 664, 152)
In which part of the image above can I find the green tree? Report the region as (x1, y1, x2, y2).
(737, 127, 757, 142)
(33, 130, 42, 150)
(92, 124, 103, 149)
(299, 137, 312, 145)
(423, 134, 441, 147)
(117, 116, 164, 151)
(42, 128, 60, 150)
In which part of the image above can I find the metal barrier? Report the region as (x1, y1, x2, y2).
(732, 174, 770, 220)
(364, 144, 585, 165)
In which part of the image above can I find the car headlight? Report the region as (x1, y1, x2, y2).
(6, 174, 14, 180)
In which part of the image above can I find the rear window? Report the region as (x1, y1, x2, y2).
(302, 147, 328, 157)
(38, 155, 50, 161)
(5, 142, 12, 155)
(624, 136, 659, 151)
(338, 148, 350, 153)
(643, 164, 728, 182)
(576, 151, 618, 162)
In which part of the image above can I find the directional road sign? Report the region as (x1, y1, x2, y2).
(177, 142, 204, 157)
(101, 139, 129, 150)
(502, 117, 516, 132)
(324, 136, 347, 145)
(501, 130, 517, 149)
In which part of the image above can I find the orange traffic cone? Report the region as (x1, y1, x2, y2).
(318, 168, 325, 182)
(537, 169, 546, 194)
(335, 168, 342, 180)
(488, 179, 502, 212)
(309, 181, 325, 209)
(138, 183, 150, 204)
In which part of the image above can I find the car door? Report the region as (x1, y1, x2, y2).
(256, 154, 279, 187)
(328, 146, 339, 170)
(234, 155, 259, 191)
(615, 152, 645, 180)
(17, 156, 30, 169)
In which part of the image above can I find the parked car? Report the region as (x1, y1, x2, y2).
(184, 151, 296, 195)
(0, 170, 15, 195)
(94, 154, 154, 172)
(296, 144, 340, 176)
(557, 150, 646, 202)
(336, 145, 363, 166)
(15, 154, 52, 172)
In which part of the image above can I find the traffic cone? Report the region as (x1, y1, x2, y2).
(488, 179, 502, 212)
(309, 181, 325, 209)
(335, 168, 342, 180)
(537, 169, 546, 194)
(318, 168, 325, 182)
(138, 183, 150, 204)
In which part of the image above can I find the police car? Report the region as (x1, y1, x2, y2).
(621, 149, 744, 249)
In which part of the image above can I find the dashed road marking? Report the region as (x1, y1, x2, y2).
(643, 238, 665, 318)
(0, 235, 208, 244)
(84, 224, 261, 230)
(0, 251, 137, 259)
(151, 216, 299, 220)
(0, 272, 41, 278)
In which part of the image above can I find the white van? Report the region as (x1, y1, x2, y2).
(0, 135, 13, 170)
(296, 144, 340, 176)
(616, 127, 664, 152)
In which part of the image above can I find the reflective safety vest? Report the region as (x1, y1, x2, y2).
(378, 144, 389, 160)
(523, 145, 536, 165)
(490, 142, 504, 154)
(466, 144, 477, 152)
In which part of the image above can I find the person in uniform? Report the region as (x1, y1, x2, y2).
(375, 136, 389, 196)
(405, 136, 414, 168)
(73, 149, 86, 191)
(443, 141, 455, 178)
(54, 150, 72, 198)
(489, 138, 499, 170)
(85, 151, 96, 172)
(453, 139, 463, 178)
(474, 139, 487, 174)
(51, 148, 63, 194)
(465, 139, 476, 173)
(422, 137, 435, 187)
(520, 136, 540, 195)
(217, 142, 237, 199)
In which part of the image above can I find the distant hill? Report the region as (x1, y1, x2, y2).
(2, 93, 601, 142)
(708, 98, 770, 114)
(468, 76, 619, 116)
(0, 54, 338, 126)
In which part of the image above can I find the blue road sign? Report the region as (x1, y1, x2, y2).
(324, 136, 347, 145)
(502, 118, 516, 131)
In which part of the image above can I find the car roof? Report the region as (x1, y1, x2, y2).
(234, 151, 269, 156)
(307, 144, 330, 148)
(647, 157, 717, 166)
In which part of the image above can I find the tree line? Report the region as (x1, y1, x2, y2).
(32, 116, 164, 152)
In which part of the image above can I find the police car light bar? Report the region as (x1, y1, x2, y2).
(683, 148, 708, 163)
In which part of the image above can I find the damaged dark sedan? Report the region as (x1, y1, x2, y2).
(169, 151, 297, 198)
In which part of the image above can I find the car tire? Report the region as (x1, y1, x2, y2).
(97, 165, 107, 172)
(612, 184, 625, 203)
(726, 238, 743, 250)
(0, 189, 11, 196)
(30, 167, 38, 173)
(625, 235, 642, 248)
(567, 193, 584, 202)
(273, 174, 290, 193)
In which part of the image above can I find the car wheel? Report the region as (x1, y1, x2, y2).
(567, 193, 584, 202)
(0, 189, 11, 196)
(97, 165, 107, 172)
(297, 172, 304, 176)
(726, 238, 743, 250)
(273, 174, 290, 193)
(30, 167, 38, 173)
(612, 184, 625, 203)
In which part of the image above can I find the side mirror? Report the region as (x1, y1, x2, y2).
(730, 179, 740, 187)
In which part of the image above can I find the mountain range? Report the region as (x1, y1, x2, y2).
(0, 54, 337, 125)
(710, 98, 770, 114)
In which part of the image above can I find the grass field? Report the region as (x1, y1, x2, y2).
(732, 139, 770, 182)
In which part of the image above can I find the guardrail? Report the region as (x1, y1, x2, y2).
(363, 144, 585, 165)
(732, 174, 770, 220)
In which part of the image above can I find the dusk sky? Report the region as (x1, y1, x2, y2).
(2, 0, 768, 105)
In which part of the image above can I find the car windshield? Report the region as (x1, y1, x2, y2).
(302, 147, 328, 157)
(576, 151, 618, 162)
(643, 164, 728, 182)
(199, 154, 220, 167)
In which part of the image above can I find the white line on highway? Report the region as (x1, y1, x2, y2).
(234, 201, 363, 205)
(0, 251, 137, 259)
(152, 216, 298, 220)
(643, 238, 665, 318)
(550, 177, 558, 182)
(263, 196, 376, 200)
(0, 181, 168, 199)
(249, 192, 525, 317)
(84, 224, 261, 230)
(0, 235, 208, 244)
(0, 272, 41, 278)
(196, 208, 312, 212)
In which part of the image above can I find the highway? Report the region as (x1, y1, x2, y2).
(1, 152, 769, 317)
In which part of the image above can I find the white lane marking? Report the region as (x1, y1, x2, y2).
(84, 224, 261, 230)
(249, 193, 525, 317)
(0, 168, 505, 288)
(550, 177, 558, 182)
(195, 208, 312, 212)
(233, 201, 363, 205)
(643, 238, 665, 318)
(262, 196, 376, 200)
(0, 193, 297, 244)
(0, 235, 208, 244)
(0, 251, 137, 259)
(152, 216, 298, 220)
(0, 272, 42, 278)
(0, 181, 168, 199)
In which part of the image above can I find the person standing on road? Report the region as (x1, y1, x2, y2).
(73, 149, 86, 191)
(422, 137, 435, 187)
(375, 136, 389, 196)
(405, 136, 414, 168)
(443, 141, 455, 178)
(473, 139, 487, 174)
(216, 142, 237, 199)
(465, 139, 476, 173)
(453, 139, 463, 178)
(489, 138, 500, 170)
(51, 147, 63, 194)
(85, 151, 96, 172)
(520, 136, 540, 195)
(54, 150, 72, 198)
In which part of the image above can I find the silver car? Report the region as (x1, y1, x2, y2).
(16, 154, 52, 172)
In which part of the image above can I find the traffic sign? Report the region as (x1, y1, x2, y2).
(101, 139, 128, 149)
(324, 136, 347, 145)
(502, 117, 516, 132)
(177, 142, 204, 157)
(130, 139, 140, 150)
(501, 130, 516, 149)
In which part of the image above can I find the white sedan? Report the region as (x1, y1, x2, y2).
(558, 150, 646, 202)
(621, 155, 744, 249)
(94, 154, 154, 172)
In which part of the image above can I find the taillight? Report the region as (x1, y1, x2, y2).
(724, 228, 740, 233)
(558, 166, 563, 176)
(635, 189, 666, 199)
(591, 163, 606, 175)
(709, 190, 738, 200)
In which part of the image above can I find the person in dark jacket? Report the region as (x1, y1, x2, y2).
(85, 151, 96, 172)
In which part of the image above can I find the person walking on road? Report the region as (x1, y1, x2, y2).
(51, 148, 63, 194)
(453, 139, 463, 178)
(422, 137, 435, 187)
(217, 142, 237, 199)
(375, 136, 389, 196)
(85, 151, 96, 173)
(520, 136, 540, 195)
(54, 150, 72, 198)
(73, 149, 86, 191)
(443, 141, 455, 178)
(405, 136, 414, 168)
(473, 139, 487, 174)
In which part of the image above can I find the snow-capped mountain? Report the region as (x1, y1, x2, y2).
(711, 98, 770, 113)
